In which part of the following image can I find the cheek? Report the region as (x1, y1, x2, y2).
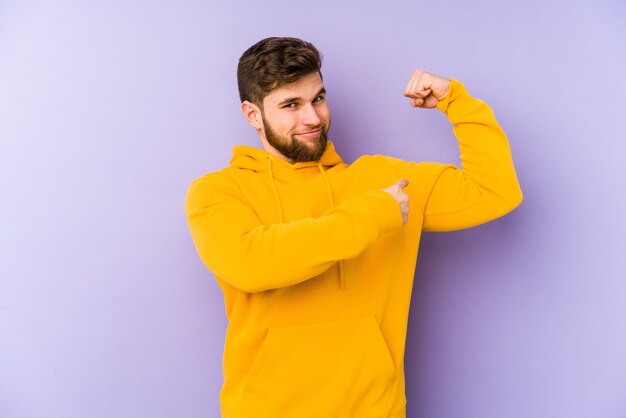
(319, 105, 331, 122)
(264, 112, 295, 133)
(275, 116, 300, 133)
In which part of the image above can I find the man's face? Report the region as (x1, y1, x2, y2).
(260, 72, 331, 163)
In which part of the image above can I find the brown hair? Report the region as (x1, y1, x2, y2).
(237, 37, 323, 107)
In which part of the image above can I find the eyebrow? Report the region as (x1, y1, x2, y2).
(277, 87, 326, 107)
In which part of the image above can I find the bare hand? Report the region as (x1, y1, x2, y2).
(382, 179, 410, 225)
(403, 69, 451, 108)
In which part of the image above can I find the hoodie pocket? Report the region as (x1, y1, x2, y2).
(240, 316, 396, 417)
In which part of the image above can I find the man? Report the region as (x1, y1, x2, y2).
(185, 37, 522, 418)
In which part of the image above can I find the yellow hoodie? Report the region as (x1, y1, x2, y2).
(185, 79, 522, 418)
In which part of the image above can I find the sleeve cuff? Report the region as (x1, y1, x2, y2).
(436, 78, 466, 113)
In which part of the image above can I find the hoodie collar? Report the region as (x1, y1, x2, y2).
(229, 141, 343, 173)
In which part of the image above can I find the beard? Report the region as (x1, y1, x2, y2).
(262, 116, 329, 163)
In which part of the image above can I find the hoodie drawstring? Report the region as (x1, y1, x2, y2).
(266, 157, 284, 223)
(265, 156, 346, 290)
(319, 163, 346, 290)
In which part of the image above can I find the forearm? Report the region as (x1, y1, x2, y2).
(422, 79, 523, 231)
(186, 179, 402, 292)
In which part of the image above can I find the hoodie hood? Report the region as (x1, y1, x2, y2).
(229, 141, 344, 173)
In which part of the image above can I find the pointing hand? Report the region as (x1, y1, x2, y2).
(382, 179, 410, 225)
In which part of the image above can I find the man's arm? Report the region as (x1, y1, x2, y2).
(402, 70, 523, 231)
(185, 177, 403, 293)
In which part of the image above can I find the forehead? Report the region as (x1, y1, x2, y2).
(264, 72, 324, 104)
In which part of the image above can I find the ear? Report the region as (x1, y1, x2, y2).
(241, 100, 263, 130)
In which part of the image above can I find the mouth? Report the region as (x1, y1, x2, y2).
(294, 128, 322, 139)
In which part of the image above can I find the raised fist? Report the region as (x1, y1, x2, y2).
(403, 69, 451, 108)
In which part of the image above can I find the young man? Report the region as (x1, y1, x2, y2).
(185, 37, 522, 418)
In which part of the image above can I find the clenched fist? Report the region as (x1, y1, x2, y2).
(382, 179, 410, 225)
(403, 69, 451, 108)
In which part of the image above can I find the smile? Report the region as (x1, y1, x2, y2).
(295, 129, 322, 139)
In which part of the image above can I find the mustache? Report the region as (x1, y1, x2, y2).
(295, 123, 328, 135)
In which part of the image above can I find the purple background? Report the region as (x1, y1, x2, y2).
(1, 1, 625, 417)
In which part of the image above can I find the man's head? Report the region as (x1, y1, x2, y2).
(238, 37, 330, 163)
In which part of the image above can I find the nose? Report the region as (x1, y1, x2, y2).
(300, 103, 321, 127)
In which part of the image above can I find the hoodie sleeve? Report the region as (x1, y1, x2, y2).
(185, 174, 403, 293)
(397, 79, 523, 231)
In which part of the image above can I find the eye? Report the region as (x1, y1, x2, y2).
(313, 95, 325, 103)
(283, 103, 297, 109)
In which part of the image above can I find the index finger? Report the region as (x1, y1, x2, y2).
(403, 69, 426, 97)
(403, 76, 417, 97)
(396, 179, 409, 188)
